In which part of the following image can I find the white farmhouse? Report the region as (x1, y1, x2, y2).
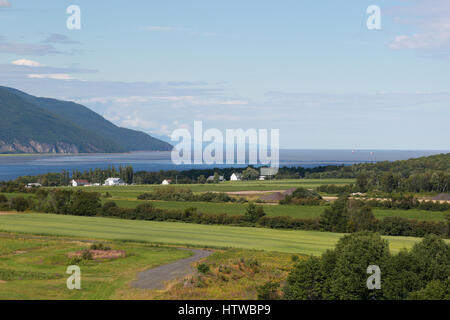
(70, 179, 90, 187)
(104, 177, 127, 186)
(162, 179, 172, 185)
(230, 173, 242, 181)
(26, 183, 42, 189)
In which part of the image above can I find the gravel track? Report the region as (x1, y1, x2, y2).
(131, 248, 213, 290)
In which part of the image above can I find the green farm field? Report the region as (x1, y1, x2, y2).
(107, 199, 448, 222)
(0, 213, 436, 256)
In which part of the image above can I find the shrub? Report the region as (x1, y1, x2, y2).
(102, 201, 118, 214)
(284, 256, 324, 300)
(197, 263, 210, 274)
(245, 202, 266, 222)
(0, 194, 8, 203)
(68, 257, 82, 265)
(407, 280, 449, 300)
(69, 190, 101, 216)
(90, 243, 111, 251)
(81, 250, 93, 260)
(292, 188, 322, 199)
(9, 196, 30, 212)
(135, 202, 155, 214)
(281, 188, 323, 205)
(257, 281, 280, 300)
(316, 184, 354, 195)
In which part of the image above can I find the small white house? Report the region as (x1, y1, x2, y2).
(259, 176, 266, 181)
(70, 179, 90, 187)
(230, 173, 242, 181)
(26, 183, 42, 189)
(104, 177, 127, 186)
(162, 179, 172, 185)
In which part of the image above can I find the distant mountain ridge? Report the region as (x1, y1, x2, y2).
(0, 86, 172, 154)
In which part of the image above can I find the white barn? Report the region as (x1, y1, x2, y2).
(230, 173, 242, 181)
(104, 177, 127, 186)
(70, 179, 90, 187)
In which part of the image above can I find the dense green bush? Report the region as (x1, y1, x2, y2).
(283, 232, 450, 300)
(257, 281, 281, 300)
(69, 190, 101, 216)
(9, 196, 30, 212)
(318, 196, 448, 237)
(245, 202, 266, 222)
(379, 217, 448, 238)
(363, 195, 450, 212)
(316, 184, 354, 195)
(284, 256, 324, 300)
(0, 194, 8, 210)
(280, 187, 324, 206)
(197, 264, 210, 274)
(90, 243, 111, 251)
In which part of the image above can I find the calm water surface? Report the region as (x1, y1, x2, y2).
(0, 149, 447, 181)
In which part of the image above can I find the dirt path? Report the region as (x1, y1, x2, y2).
(131, 249, 213, 290)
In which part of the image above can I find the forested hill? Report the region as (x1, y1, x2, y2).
(305, 153, 450, 179)
(0, 86, 172, 154)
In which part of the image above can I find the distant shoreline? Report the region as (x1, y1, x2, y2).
(1, 149, 449, 157)
(0, 151, 172, 158)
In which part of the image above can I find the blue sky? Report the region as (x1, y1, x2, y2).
(0, 0, 449, 150)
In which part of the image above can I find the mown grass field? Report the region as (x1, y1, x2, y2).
(0, 233, 191, 299)
(0, 213, 432, 256)
(107, 199, 447, 222)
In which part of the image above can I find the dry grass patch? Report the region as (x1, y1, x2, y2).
(68, 249, 126, 260)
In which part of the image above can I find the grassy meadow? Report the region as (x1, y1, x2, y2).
(0, 213, 432, 256)
(0, 233, 191, 299)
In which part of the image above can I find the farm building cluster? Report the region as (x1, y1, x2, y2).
(70, 177, 127, 187)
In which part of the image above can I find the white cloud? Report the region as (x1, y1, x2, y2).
(0, 0, 11, 8)
(389, 0, 450, 53)
(12, 59, 43, 67)
(27, 74, 74, 80)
